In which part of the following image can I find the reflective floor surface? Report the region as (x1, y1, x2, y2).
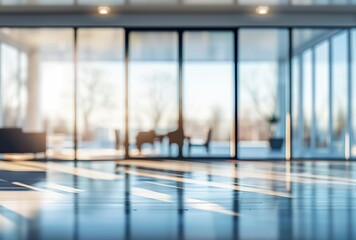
(1, 159, 356, 240)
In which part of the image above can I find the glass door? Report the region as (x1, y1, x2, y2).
(238, 29, 289, 159)
(182, 31, 234, 157)
(77, 28, 125, 160)
(128, 31, 179, 157)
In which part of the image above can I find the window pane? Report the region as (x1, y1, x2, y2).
(238, 29, 288, 159)
(183, 31, 234, 157)
(292, 56, 301, 155)
(352, 29, 356, 157)
(315, 41, 330, 151)
(0, 28, 74, 160)
(331, 31, 348, 156)
(293, 29, 348, 158)
(303, 49, 313, 150)
(77, 28, 125, 160)
(1, 44, 22, 128)
(129, 32, 178, 157)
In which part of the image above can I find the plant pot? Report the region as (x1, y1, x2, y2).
(269, 138, 284, 150)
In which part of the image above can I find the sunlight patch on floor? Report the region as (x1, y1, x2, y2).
(14, 161, 121, 181)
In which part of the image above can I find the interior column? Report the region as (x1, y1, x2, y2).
(25, 48, 42, 132)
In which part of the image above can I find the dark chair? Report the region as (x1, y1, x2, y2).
(167, 128, 185, 157)
(136, 130, 156, 153)
(0, 128, 46, 154)
(115, 129, 120, 150)
(187, 128, 212, 155)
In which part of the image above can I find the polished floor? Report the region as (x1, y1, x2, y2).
(0, 159, 356, 240)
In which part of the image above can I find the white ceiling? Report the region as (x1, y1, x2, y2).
(0, 0, 355, 5)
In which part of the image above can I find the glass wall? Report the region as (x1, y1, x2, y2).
(1, 43, 25, 128)
(0, 27, 354, 160)
(77, 29, 125, 160)
(0, 28, 74, 160)
(314, 41, 330, 153)
(331, 32, 348, 155)
(302, 50, 313, 151)
(238, 29, 289, 159)
(128, 31, 179, 157)
(352, 29, 356, 157)
(292, 29, 350, 158)
(183, 31, 234, 157)
(291, 56, 301, 156)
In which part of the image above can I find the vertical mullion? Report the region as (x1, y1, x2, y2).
(16, 51, 21, 127)
(124, 29, 130, 159)
(347, 29, 353, 160)
(288, 27, 293, 160)
(74, 27, 78, 163)
(178, 30, 183, 131)
(178, 30, 183, 158)
(234, 29, 238, 160)
(0, 45, 2, 127)
(311, 47, 316, 152)
(298, 54, 304, 156)
(328, 39, 333, 153)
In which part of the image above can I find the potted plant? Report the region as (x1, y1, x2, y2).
(267, 113, 284, 150)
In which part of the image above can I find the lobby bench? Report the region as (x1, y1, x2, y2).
(0, 128, 46, 154)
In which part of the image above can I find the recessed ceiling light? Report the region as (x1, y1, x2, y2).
(98, 6, 111, 15)
(256, 6, 270, 15)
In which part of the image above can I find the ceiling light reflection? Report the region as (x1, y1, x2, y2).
(98, 6, 111, 15)
(256, 6, 270, 15)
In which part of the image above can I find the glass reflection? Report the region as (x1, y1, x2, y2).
(1, 160, 356, 239)
(315, 41, 330, 152)
(238, 29, 288, 159)
(128, 31, 179, 157)
(292, 29, 349, 159)
(352, 30, 356, 157)
(303, 50, 313, 151)
(0, 28, 74, 160)
(183, 31, 234, 157)
(331, 32, 347, 156)
(77, 29, 125, 160)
